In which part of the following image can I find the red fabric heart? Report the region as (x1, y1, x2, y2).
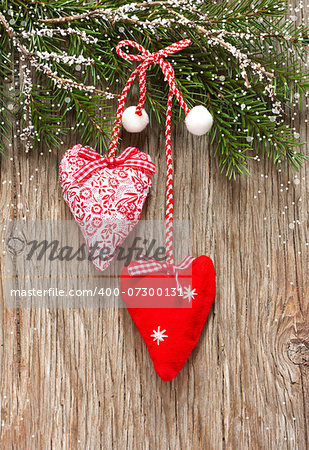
(60, 144, 155, 271)
(121, 255, 216, 381)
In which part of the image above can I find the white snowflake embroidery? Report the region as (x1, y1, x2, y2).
(151, 326, 168, 345)
(183, 285, 197, 302)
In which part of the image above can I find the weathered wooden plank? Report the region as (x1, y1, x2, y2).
(0, 23, 308, 450)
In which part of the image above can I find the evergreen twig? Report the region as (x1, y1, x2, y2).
(0, 0, 308, 178)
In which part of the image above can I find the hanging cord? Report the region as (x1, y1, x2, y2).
(164, 87, 174, 265)
(111, 40, 191, 264)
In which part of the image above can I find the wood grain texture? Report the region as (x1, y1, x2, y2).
(1, 32, 309, 450)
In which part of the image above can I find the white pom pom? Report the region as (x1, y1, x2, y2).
(122, 106, 149, 133)
(185, 105, 213, 136)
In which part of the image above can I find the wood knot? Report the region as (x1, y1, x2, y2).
(287, 339, 309, 366)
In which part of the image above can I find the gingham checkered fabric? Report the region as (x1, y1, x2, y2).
(128, 256, 194, 277)
(74, 146, 156, 183)
(110, 39, 192, 264)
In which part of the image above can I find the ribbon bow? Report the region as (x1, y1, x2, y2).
(74, 146, 156, 183)
(109, 39, 193, 266)
(115, 39, 191, 118)
(128, 255, 195, 291)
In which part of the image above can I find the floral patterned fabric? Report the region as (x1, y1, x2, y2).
(60, 144, 154, 271)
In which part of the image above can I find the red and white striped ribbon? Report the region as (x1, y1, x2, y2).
(108, 39, 191, 158)
(110, 39, 192, 265)
(74, 146, 155, 183)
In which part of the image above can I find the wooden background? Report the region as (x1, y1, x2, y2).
(1, 25, 309, 450)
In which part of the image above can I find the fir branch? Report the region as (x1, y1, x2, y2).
(0, 0, 308, 178)
(0, 12, 117, 97)
(39, 1, 173, 24)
